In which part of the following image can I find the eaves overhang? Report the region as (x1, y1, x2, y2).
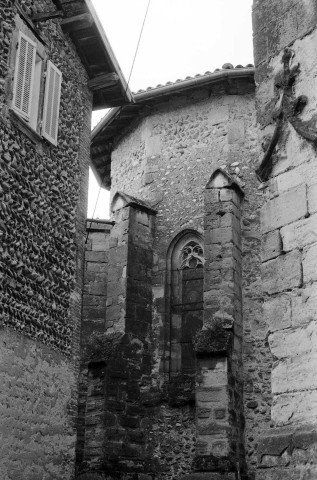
(54, 0, 132, 108)
(91, 66, 255, 188)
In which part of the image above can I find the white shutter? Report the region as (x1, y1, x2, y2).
(12, 31, 36, 119)
(42, 60, 62, 145)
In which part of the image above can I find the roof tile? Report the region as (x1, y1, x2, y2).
(132, 63, 254, 94)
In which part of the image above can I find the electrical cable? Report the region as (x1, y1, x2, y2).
(86, 0, 151, 244)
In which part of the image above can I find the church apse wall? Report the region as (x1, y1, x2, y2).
(83, 74, 272, 480)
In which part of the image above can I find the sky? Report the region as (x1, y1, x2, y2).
(88, 0, 254, 219)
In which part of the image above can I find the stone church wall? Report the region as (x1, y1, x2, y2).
(0, 1, 92, 478)
(253, 0, 317, 478)
(98, 89, 268, 478)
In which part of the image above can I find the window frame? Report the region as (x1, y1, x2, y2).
(10, 22, 62, 146)
(12, 30, 37, 122)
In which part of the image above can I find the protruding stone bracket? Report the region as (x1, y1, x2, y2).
(256, 48, 317, 182)
(194, 321, 233, 356)
(85, 331, 125, 363)
(111, 191, 157, 215)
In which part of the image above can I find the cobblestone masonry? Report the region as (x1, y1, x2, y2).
(111, 93, 264, 479)
(253, 0, 317, 478)
(0, 0, 92, 478)
(82, 87, 269, 479)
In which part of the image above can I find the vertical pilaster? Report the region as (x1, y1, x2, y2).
(102, 193, 156, 475)
(194, 169, 244, 479)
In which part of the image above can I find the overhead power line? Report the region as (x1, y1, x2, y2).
(86, 0, 151, 244)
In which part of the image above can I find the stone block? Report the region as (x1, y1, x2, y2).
(89, 232, 109, 251)
(228, 119, 245, 145)
(303, 243, 317, 283)
(275, 162, 317, 194)
(207, 105, 229, 126)
(308, 183, 317, 214)
(197, 407, 212, 419)
(291, 283, 317, 326)
(206, 227, 234, 245)
(82, 306, 105, 321)
(214, 408, 227, 420)
(263, 294, 292, 332)
(197, 421, 229, 436)
(106, 304, 122, 323)
(254, 0, 317, 65)
(199, 359, 228, 387)
(84, 281, 107, 296)
(196, 386, 229, 404)
(261, 230, 282, 261)
(142, 172, 153, 186)
(204, 188, 221, 205)
(269, 321, 317, 359)
(179, 473, 235, 480)
(85, 251, 108, 262)
(145, 134, 161, 156)
(262, 250, 302, 294)
(280, 214, 317, 252)
(272, 389, 317, 427)
(261, 185, 307, 233)
(91, 241, 109, 252)
(86, 261, 108, 272)
(272, 352, 317, 394)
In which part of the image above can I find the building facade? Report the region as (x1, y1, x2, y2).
(1, 0, 317, 479)
(0, 1, 130, 478)
(84, 67, 265, 480)
(252, 0, 317, 479)
(85, 0, 317, 475)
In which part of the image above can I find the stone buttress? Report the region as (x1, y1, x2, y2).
(78, 193, 158, 477)
(192, 169, 245, 480)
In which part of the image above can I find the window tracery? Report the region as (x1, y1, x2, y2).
(179, 241, 204, 270)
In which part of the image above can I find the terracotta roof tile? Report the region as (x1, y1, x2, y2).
(132, 64, 254, 94)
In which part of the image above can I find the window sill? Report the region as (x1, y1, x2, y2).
(9, 109, 44, 146)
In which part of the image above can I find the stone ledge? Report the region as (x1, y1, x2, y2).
(257, 426, 317, 467)
(192, 454, 236, 474)
(180, 473, 236, 480)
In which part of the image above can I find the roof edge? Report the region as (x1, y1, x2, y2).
(91, 67, 254, 139)
(84, 0, 133, 105)
(133, 67, 254, 101)
(92, 106, 121, 141)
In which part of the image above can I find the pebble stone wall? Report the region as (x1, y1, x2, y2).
(0, 0, 92, 478)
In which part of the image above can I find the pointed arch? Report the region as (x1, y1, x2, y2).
(166, 230, 204, 375)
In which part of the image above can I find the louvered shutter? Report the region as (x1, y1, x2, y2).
(12, 31, 36, 119)
(42, 60, 62, 145)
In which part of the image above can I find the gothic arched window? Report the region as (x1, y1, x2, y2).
(168, 232, 204, 375)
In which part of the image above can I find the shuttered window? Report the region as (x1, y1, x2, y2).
(12, 31, 36, 119)
(42, 60, 62, 145)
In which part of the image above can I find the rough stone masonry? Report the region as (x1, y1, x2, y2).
(253, 0, 317, 478)
(84, 0, 317, 476)
(0, 0, 129, 478)
(1, 0, 317, 479)
(84, 69, 267, 480)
